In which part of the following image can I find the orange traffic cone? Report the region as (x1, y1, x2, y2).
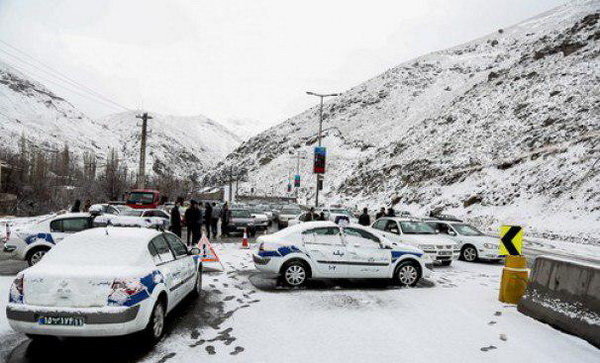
(241, 228, 249, 249)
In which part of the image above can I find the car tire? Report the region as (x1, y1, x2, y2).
(141, 299, 166, 346)
(190, 268, 203, 298)
(281, 260, 309, 287)
(394, 260, 421, 287)
(460, 245, 478, 262)
(26, 247, 50, 266)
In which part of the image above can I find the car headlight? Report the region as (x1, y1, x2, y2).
(484, 243, 498, 249)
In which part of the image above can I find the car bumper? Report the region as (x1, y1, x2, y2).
(6, 303, 145, 337)
(424, 251, 458, 263)
(478, 249, 504, 260)
(252, 253, 281, 273)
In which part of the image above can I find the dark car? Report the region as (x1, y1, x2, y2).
(224, 208, 257, 237)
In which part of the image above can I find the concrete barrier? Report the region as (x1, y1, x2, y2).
(518, 255, 600, 348)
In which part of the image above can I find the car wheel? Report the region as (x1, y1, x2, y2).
(394, 260, 421, 287)
(190, 268, 203, 298)
(461, 246, 478, 262)
(142, 300, 166, 345)
(281, 260, 309, 287)
(27, 247, 50, 266)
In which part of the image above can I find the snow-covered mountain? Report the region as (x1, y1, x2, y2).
(0, 60, 116, 155)
(0, 60, 241, 178)
(99, 112, 241, 177)
(220, 117, 272, 140)
(210, 1, 600, 242)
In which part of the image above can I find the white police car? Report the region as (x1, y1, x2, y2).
(425, 219, 503, 262)
(253, 221, 432, 287)
(6, 227, 202, 345)
(3, 212, 169, 266)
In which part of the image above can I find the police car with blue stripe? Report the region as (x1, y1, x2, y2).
(253, 221, 432, 287)
(4, 210, 169, 266)
(6, 227, 202, 345)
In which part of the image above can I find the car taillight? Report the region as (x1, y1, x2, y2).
(108, 278, 145, 306)
(9, 274, 24, 304)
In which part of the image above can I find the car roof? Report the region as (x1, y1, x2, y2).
(54, 212, 91, 219)
(63, 227, 161, 245)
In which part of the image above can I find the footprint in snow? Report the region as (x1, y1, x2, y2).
(248, 299, 260, 303)
(494, 311, 502, 316)
(236, 298, 244, 303)
(224, 295, 235, 301)
(206, 345, 217, 355)
(223, 283, 229, 287)
(499, 334, 508, 341)
(230, 346, 245, 355)
(240, 304, 250, 308)
(190, 339, 206, 347)
(209, 284, 216, 288)
(488, 321, 497, 325)
(480, 345, 497, 352)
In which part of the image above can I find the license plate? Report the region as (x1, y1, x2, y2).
(38, 316, 85, 326)
(438, 251, 452, 256)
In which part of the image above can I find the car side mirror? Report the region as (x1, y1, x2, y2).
(448, 230, 456, 236)
(189, 247, 201, 255)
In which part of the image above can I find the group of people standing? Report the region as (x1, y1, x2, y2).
(169, 199, 232, 246)
(357, 206, 396, 226)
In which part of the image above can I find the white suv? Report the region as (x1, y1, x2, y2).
(371, 217, 460, 266)
(425, 220, 502, 262)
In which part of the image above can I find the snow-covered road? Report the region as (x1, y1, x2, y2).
(0, 242, 598, 362)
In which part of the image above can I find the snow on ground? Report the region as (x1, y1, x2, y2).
(143, 243, 598, 363)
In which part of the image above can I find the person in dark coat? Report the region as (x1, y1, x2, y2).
(204, 202, 213, 239)
(358, 208, 371, 226)
(386, 207, 396, 217)
(318, 212, 326, 221)
(170, 201, 182, 238)
(306, 207, 317, 221)
(221, 202, 231, 236)
(211, 202, 220, 238)
(71, 199, 81, 213)
(185, 200, 203, 246)
(83, 199, 92, 212)
(375, 207, 386, 220)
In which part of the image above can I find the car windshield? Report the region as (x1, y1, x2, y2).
(127, 192, 154, 204)
(400, 221, 436, 234)
(330, 209, 353, 217)
(121, 210, 143, 217)
(282, 208, 301, 215)
(452, 223, 484, 236)
(231, 210, 251, 218)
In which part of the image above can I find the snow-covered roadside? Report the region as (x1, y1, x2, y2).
(148, 244, 599, 362)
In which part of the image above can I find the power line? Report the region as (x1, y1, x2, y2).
(0, 56, 128, 112)
(0, 40, 130, 112)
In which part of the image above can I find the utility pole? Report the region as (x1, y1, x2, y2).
(228, 165, 233, 204)
(135, 112, 152, 189)
(306, 91, 341, 207)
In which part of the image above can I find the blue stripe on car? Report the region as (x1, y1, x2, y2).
(258, 245, 302, 258)
(108, 270, 163, 306)
(24, 233, 54, 245)
(391, 251, 423, 263)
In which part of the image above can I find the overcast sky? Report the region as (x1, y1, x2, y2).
(0, 0, 565, 130)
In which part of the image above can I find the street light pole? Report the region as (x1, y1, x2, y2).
(306, 91, 341, 208)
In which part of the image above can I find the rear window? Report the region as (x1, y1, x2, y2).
(128, 192, 155, 204)
(231, 210, 251, 218)
(122, 210, 144, 217)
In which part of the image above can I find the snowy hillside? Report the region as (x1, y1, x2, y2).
(210, 1, 600, 243)
(0, 60, 117, 155)
(220, 118, 272, 140)
(0, 60, 241, 178)
(99, 112, 241, 177)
